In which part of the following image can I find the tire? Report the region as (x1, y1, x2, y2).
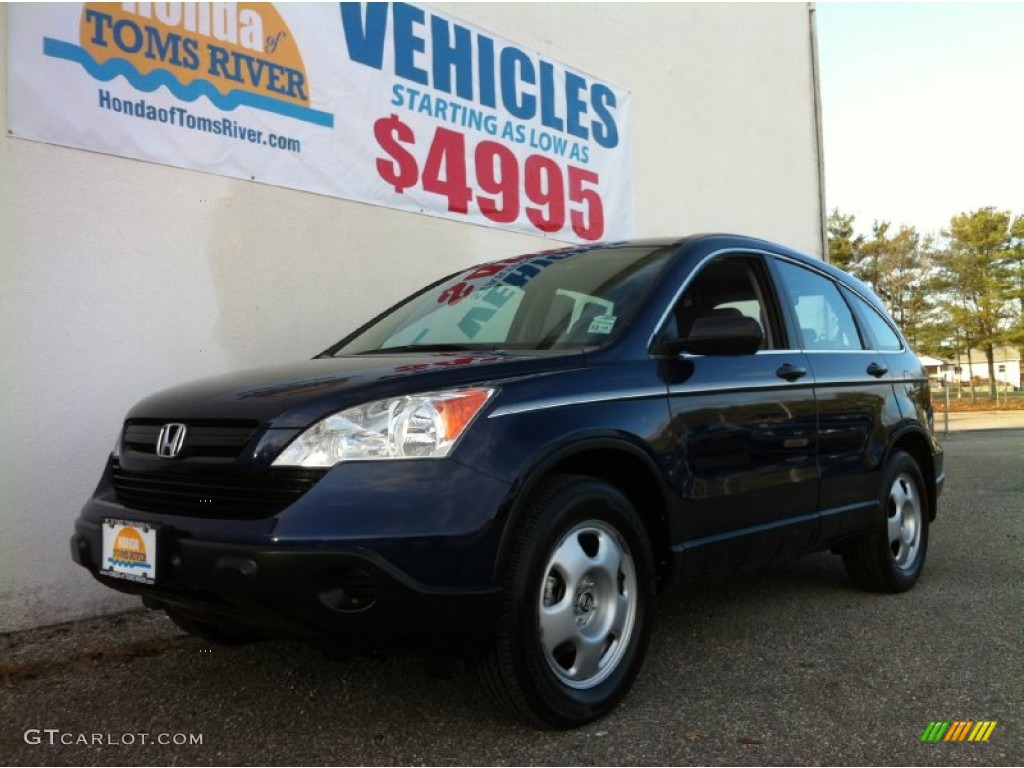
(165, 608, 264, 646)
(842, 450, 930, 593)
(477, 475, 655, 727)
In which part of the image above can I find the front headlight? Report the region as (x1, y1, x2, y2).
(271, 387, 495, 468)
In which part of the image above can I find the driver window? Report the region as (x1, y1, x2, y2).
(667, 257, 777, 349)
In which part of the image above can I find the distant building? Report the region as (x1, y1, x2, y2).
(956, 346, 1022, 390)
(918, 355, 954, 385)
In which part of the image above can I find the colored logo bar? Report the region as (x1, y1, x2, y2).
(921, 721, 997, 742)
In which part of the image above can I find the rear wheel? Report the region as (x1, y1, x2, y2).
(477, 475, 655, 727)
(842, 450, 930, 592)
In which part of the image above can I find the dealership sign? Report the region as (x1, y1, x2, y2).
(7, 3, 635, 242)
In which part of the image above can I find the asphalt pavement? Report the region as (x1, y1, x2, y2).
(2, 429, 1021, 766)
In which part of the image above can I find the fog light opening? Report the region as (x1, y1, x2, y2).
(319, 568, 378, 612)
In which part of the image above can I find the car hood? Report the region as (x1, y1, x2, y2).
(125, 352, 586, 428)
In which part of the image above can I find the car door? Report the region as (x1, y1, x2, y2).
(841, 283, 927, 431)
(661, 253, 819, 579)
(771, 257, 897, 541)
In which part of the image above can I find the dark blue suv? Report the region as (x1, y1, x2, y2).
(72, 234, 944, 727)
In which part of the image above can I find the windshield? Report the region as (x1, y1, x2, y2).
(327, 244, 676, 355)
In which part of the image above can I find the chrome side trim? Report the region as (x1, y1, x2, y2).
(489, 388, 665, 418)
(667, 382, 811, 397)
(802, 349, 890, 355)
(813, 376, 928, 386)
(489, 375, 820, 418)
(666, 380, 815, 396)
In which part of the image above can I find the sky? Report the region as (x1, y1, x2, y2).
(815, 2, 1024, 239)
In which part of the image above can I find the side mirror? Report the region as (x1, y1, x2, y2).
(663, 315, 764, 356)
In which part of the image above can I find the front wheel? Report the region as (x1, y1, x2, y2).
(842, 450, 930, 592)
(476, 475, 655, 727)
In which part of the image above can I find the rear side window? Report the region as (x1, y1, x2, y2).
(775, 261, 863, 351)
(842, 287, 903, 351)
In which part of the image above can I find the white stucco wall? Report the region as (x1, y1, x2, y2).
(1, 2, 823, 632)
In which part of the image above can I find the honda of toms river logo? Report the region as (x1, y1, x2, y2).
(108, 525, 153, 571)
(42, 2, 333, 127)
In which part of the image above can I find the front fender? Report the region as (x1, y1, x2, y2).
(480, 428, 675, 584)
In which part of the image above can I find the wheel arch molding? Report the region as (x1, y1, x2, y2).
(885, 425, 940, 521)
(492, 434, 676, 589)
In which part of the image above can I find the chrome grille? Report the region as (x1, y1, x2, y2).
(123, 420, 259, 459)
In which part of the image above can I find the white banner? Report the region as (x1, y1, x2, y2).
(7, 2, 635, 242)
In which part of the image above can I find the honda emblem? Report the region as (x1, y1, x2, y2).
(155, 423, 187, 458)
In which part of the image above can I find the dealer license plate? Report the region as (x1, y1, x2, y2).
(101, 518, 158, 584)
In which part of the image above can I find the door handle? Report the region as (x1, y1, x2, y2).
(776, 363, 808, 382)
(866, 362, 889, 378)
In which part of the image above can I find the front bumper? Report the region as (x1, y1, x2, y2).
(72, 457, 513, 647)
(71, 518, 501, 648)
